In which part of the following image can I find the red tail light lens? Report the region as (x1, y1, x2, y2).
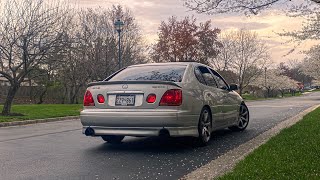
(146, 94, 156, 103)
(97, 94, 105, 104)
(83, 90, 95, 106)
(159, 89, 182, 106)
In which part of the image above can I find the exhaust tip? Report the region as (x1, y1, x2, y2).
(159, 129, 170, 138)
(85, 127, 95, 136)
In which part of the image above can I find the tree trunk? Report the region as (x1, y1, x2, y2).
(2, 84, 20, 116)
(70, 93, 76, 104)
(69, 85, 76, 104)
(239, 84, 243, 96)
(61, 85, 69, 104)
(37, 86, 48, 104)
(71, 85, 83, 104)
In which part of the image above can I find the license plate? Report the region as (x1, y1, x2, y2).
(115, 95, 135, 106)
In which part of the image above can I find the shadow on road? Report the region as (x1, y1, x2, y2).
(86, 129, 252, 154)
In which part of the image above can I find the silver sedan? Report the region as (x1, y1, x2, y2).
(80, 62, 249, 146)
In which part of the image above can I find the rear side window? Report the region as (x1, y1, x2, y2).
(194, 67, 206, 84)
(108, 65, 186, 82)
(209, 68, 229, 90)
(198, 66, 218, 87)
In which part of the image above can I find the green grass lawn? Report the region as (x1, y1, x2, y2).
(241, 94, 265, 101)
(0, 104, 82, 123)
(218, 107, 320, 180)
(242, 92, 302, 101)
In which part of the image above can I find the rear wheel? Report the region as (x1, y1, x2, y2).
(197, 107, 212, 146)
(229, 103, 249, 131)
(101, 135, 125, 144)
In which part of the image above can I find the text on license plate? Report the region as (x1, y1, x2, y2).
(115, 95, 135, 106)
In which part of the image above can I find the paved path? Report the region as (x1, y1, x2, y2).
(1, 92, 319, 180)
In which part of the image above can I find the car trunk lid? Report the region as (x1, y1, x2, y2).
(86, 81, 181, 109)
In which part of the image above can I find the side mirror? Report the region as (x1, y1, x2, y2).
(229, 83, 238, 91)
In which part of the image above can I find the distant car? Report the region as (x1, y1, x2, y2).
(304, 87, 312, 91)
(80, 62, 249, 146)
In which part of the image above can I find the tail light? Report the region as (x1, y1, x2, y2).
(146, 94, 156, 103)
(159, 89, 182, 106)
(97, 94, 105, 104)
(83, 90, 94, 106)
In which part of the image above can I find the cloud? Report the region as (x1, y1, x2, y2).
(72, 0, 320, 63)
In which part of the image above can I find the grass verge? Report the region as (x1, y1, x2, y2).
(0, 104, 82, 123)
(242, 92, 302, 101)
(218, 107, 320, 180)
(308, 89, 320, 92)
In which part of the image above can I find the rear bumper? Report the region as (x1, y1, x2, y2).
(82, 126, 198, 137)
(80, 109, 199, 137)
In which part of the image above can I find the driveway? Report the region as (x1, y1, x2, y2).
(1, 92, 319, 180)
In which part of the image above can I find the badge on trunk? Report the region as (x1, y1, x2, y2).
(122, 84, 128, 89)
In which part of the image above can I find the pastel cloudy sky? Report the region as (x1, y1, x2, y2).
(73, 0, 319, 64)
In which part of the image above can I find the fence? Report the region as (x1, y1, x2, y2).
(0, 86, 85, 104)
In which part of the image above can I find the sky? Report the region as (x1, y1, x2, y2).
(73, 0, 319, 64)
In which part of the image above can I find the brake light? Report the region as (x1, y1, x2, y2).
(159, 89, 182, 106)
(83, 90, 94, 106)
(146, 94, 156, 103)
(97, 94, 105, 104)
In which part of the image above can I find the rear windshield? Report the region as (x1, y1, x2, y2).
(108, 65, 186, 82)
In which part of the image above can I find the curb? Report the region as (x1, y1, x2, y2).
(0, 116, 80, 127)
(181, 104, 320, 180)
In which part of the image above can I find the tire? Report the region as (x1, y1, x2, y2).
(229, 103, 249, 131)
(197, 107, 212, 146)
(101, 135, 125, 144)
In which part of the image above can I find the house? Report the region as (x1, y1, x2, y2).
(0, 76, 10, 86)
(0, 75, 37, 87)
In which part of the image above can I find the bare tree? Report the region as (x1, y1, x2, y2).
(214, 30, 270, 95)
(0, 0, 72, 115)
(183, 0, 320, 15)
(211, 33, 234, 72)
(57, 5, 146, 104)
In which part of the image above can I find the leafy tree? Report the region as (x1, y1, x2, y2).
(251, 68, 298, 97)
(278, 62, 313, 86)
(301, 45, 320, 80)
(151, 16, 222, 65)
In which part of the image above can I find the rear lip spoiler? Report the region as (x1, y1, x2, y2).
(87, 81, 182, 88)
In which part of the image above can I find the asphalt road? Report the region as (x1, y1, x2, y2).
(1, 92, 319, 180)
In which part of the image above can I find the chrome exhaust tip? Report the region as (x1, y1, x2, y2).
(84, 127, 95, 136)
(159, 128, 170, 137)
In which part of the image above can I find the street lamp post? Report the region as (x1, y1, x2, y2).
(114, 19, 124, 70)
(265, 67, 268, 98)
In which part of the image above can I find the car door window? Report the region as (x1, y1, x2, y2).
(197, 66, 218, 87)
(209, 68, 229, 90)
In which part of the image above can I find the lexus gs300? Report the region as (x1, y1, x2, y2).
(80, 62, 249, 146)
